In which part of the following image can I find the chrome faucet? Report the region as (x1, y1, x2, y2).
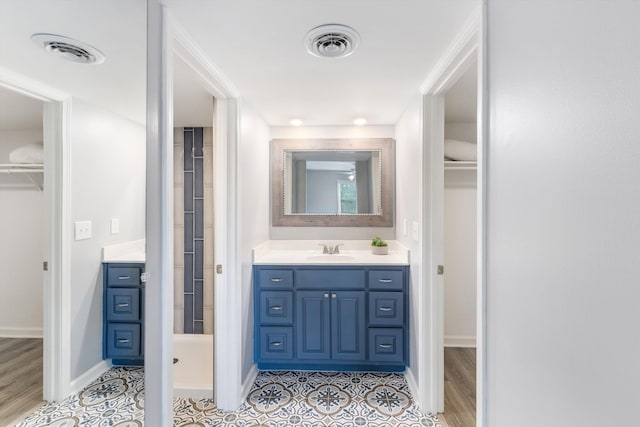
(318, 243, 344, 254)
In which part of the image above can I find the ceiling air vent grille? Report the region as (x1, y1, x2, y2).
(31, 34, 105, 65)
(305, 24, 360, 59)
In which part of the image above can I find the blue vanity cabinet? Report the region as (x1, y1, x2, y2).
(103, 262, 144, 366)
(254, 265, 408, 372)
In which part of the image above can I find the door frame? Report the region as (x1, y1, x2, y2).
(0, 69, 72, 401)
(146, 4, 243, 422)
(170, 14, 242, 411)
(419, 7, 482, 416)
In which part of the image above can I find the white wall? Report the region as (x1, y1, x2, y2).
(270, 125, 396, 240)
(0, 129, 44, 337)
(394, 95, 424, 392)
(444, 169, 476, 346)
(70, 99, 145, 379)
(445, 122, 477, 144)
(238, 102, 271, 382)
(486, 1, 640, 426)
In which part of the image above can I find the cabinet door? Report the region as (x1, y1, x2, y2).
(295, 291, 331, 360)
(331, 291, 366, 360)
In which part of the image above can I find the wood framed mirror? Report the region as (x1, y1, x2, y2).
(271, 138, 394, 227)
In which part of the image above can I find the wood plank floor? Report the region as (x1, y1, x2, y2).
(440, 347, 476, 427)
(0, 338, 43, 426)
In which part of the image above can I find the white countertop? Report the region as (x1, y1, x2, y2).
(102, 239, 146, 263)
(252, 240, 409, 266)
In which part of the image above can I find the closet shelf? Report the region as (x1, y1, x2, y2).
(444, 160, 477, 171)
(0, 163, 44, 173)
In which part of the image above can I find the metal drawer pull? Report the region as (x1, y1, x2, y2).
(116, 303, 130, 308)
(378, 279, 393, 283)
(116, 339, 130, 343)
(379, 307, 393, 312)
(270, 306, 283, 311)
(324, 293, 329, 298)
(379, 344, 392, 349)
(118, 276, 131, 280)
(270, 278, 284, 282)
(271, 342, 282, 347)
(332, 293, 336, 298)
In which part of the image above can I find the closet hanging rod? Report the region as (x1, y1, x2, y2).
(0, 163, 44, 173)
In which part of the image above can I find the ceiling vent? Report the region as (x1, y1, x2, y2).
(31, 34, 105, 65)
(305, 24, 360, 59)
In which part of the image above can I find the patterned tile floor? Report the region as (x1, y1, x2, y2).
(14, 367, 441, 426)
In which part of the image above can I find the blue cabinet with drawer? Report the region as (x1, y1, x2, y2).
(254, 265, 409, 372)
(103, 262, 144, 365)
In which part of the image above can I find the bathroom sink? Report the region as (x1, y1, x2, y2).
(305, 254, 356, 262)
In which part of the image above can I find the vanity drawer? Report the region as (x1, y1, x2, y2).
(368, 328, 404, 363)
(106, 324, 141, 357)
(369, 292, 404, 326)
(259, 291, 293, 324)
(107, 267, 142, 286)
(259, 327, 293, 360)
(258, 269, 293, 289)
(106, 288, 140, 322)
(296, 269, 365, 289)
(368, 270, 404, 291)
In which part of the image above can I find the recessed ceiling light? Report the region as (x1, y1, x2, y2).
(290, 119, 304, 126)
(31, 33, 105, 65)
(353, 118, 367, 126)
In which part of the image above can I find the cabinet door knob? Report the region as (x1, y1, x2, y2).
(271, 278, 284, 282)
(116, 339, 130, 343)
(379, 307, 392, 312)
(378, 279, 393, 283)
(271, 342, 282, 347)
(118, 276, 131, 280)
(324, 293, 329, 298)
(331, 293, 336, 298)
(379, 344, 392, 349)
(116, 303, 130, 308)
(270, 306, 283, 311)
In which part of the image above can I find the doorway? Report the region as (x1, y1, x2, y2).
(0, 85, 50, 424)
(441, 62, 478, 427)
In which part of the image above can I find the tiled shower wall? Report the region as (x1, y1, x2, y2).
(174, 127, 214, 334)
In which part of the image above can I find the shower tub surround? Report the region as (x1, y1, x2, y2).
(14, 367, 441, 426)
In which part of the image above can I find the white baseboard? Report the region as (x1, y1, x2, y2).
(240, 364, 259, 402)
(0, 327, 43, 338)
(405, 367, 421, 409)
(69, 360, 112, 395)
(444, 335, 476, 348)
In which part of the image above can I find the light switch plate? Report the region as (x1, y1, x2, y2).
(412, 221, 420, 241)
(110, 218, 120, 234)
(75, 220, 92, 240)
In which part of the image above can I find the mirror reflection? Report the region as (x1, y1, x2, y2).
(284, 150, 381, 215)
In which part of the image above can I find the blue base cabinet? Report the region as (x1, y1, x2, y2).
(103, 262, 145, 366)
(254, 265, 409, 372)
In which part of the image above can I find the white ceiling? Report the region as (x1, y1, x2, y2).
(0, 86, 43, 131)
(0, 1, 478, 129)
(0, 0, 146, 124)
(165, 0, 479, 126)
(445, 61, 477, 123)
(173, 55, 215, 127)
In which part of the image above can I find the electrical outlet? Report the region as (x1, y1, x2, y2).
(75, 220, 92, 240)
(111, 218, 120, 234)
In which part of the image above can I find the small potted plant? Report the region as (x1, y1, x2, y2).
(371, 236, 389, 255)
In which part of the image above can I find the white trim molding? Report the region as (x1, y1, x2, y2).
(0, 327, 43, 338)
(241, 364, 259, 401)
(444, 335, 477, 348)
(69, 360, 112, 396)
(420, 7, 480, 95)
